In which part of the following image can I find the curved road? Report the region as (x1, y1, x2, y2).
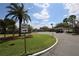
(38, 32, 79, 56)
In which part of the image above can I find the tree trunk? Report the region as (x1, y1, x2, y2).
(3, 28, 6, 38)
(13, 25, 15, 37)
(19, 20, 22, 36)
(73, 20, 75, 33)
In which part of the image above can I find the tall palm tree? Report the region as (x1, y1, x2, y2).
(63, 18, 70, 31)
(51, 23, 53, 32)
(68, 15, 76, 28)
(63, 18, 68, 23)
(63, 15, 76, 32)
(51, 23, 53, 28)
(68, 15, 76, 32)
(5, 3, 31, 36)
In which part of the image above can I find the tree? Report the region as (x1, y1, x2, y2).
(40, 26, 49, 31)
(0, 19, 6, 37)
(55, 22, 70, 30)
(5, 3, 31, 36)
(28, 25, 33, 33)
(55, 23, 63, 28)
(51, 23, 54, 32)
(68, 15, 76, 28)
(63, 18, 70, 31)
(63, 15, 77, 33)
(67, 15, 76, 32)
(51, 23, 53, 29)
(5, 18, 16, 36)
(63, 18, 68, 23)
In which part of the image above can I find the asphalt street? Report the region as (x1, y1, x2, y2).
(38, 32, 79, 56)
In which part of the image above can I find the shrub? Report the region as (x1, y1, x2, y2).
(0, 36, 18, 42)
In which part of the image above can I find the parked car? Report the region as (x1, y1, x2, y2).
(55, 29, 64, 33)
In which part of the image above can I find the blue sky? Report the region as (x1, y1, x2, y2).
(0, 3, 79, 29)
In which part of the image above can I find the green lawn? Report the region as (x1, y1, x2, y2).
(0, 34, 56, 56)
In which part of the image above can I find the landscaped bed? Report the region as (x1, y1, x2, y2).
(0, 33, 56, 56)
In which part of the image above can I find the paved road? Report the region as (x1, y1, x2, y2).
(38, 32, 79, 56)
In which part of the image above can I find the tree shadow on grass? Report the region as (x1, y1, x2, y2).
(0, 40, 7, 44)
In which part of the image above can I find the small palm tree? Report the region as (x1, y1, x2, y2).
(5, 3, 31, 36)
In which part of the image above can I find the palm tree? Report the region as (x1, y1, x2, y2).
(63, 18, 68, 23)
(68, 15, 76, 32)
(51, 23, 53, 28)
(5, 3, 31, 36)
(63, 18, 70, 31)
(63, 15, 76, 33)
(51, 23, 53, 32)
(68, 15, 76, 28)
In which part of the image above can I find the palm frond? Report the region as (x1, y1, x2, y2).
(11, 15, 16, 20)
(10, 3, 19, 9)
(6, 6, 16, 11)
(5, 13, 13, 19)
(25, 14, 31, 22)
(21, 3, 24, 10)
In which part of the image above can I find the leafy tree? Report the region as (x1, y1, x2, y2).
(63, 18, 71, 31)
(68, 15, 76, 28)
(28, 25, 33, 33)
(40, 26, 49, 31)
(0, 19, 6, 37)
(0, 18, 16, 37)
(63, 18, 68, 23)
(5, 3, 31, 36)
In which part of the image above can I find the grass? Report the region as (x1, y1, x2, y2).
(0, 33, 56, 56)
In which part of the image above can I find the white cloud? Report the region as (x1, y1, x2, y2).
(63, 14, 68, 18)
(64, 3, 79, 15)
(28, 21, 51, 29)
(32, 23, 51, 29)
(34, 3, 49, 8)
(33, 3, 50, 21)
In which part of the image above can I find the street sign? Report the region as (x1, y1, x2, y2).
(21, 24, 28, 33)
(21, 23, 28, 54)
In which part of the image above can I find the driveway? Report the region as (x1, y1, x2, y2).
(39, 32, 79, 56)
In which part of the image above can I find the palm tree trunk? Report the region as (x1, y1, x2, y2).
(72, 20, 75, 33)
(13, 25, 15, 37)
(19, 20, 21, 36)
(4, 28, 6, 38)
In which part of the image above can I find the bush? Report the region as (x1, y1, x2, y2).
(25, 34, 33, 38)
(0, 36, 18, 43)
(66, 30, 73, 33)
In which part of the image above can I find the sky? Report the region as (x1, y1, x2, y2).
(0, 3, 79, 29)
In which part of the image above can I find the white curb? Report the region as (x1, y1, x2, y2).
(30, 35, 58, 56)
